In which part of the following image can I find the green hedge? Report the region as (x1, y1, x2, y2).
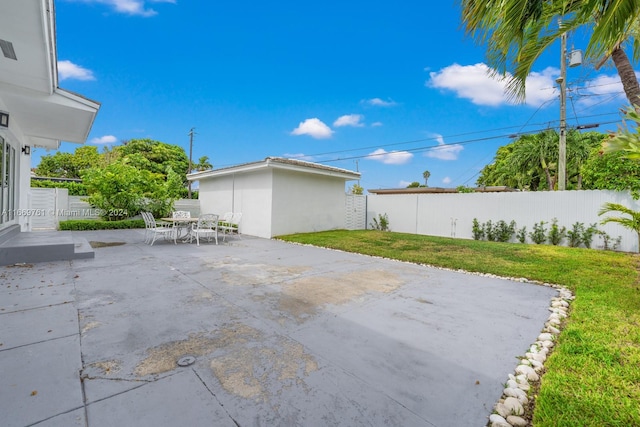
(59, 219, 145, 231)
(31, 179, 88, 196)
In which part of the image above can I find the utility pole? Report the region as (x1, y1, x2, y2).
(558, 28, 567, 191)
(556, 22, 582, 191)
(187, 127, 195, 199)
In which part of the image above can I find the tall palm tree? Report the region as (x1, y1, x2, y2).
(460, 0, 640, 108)
(194, 156, 213, 172)
(423, 170, 431, 187)
(599, 202, 640, 252)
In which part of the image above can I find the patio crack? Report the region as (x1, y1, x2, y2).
(192, 368, 241, 427)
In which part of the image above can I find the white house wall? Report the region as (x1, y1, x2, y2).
(198, 170, 274, 239)
(367, 190, 640, 252)
(0, 96, 31, 231)
(271, 169, 346, 237)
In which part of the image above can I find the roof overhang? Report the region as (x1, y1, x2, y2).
(188, 157, 361, 182)
(0, 0, 100, 149)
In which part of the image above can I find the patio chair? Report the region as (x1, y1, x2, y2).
(172, 210, 191, 219)
(141, 211, 155, 244)
(219, 212, 242, 241)
(190, 213, 219, 246)
(146, 213, 177, 245)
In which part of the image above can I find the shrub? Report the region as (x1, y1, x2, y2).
(59, 219, 145, 231)
(494, 220, 516, 242)
(595, 230, 622, 251)
(547, 218, 566, 246)
(370, 213, 390, 231)
(472, 218, 484, 240)
(485, 220, 496, 241)
(31, 179, 88, 196)
(581, 223, 599, 249)
(516, 226, 527, 243)
(567, 222, 584, 247)
(529, 221, 547, 244)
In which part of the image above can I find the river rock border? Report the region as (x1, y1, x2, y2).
(280, 242, 574, 427)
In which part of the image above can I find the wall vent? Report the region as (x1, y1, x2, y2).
(0, 39, 17, 60)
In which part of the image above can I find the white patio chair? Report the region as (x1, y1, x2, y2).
(220, 212, 233, 223)
(220, 212, 242, 241)
(147, 214, 177, 245)
(172, 210, 191, 219)
(190, 214, 219, 246)
(141, 211, 153, 244)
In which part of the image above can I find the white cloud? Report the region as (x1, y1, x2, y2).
(334, 114, 365, 127)
(399, 180, 413, 187)
(442, 177, 452, 185)
(576, 73, 633, 106)
(90, 135, 117, 144)
(71, 0, 175, 17)
(363, 98, 398, 107)
(425, 134, 464, 161)
(368, 148, 413, 165)
(58, 60, 95, 81)
(290, 118, 334, 139)
(427, 63, 557, 107)
(371, 122, 383, 127)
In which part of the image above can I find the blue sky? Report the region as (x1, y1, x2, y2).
(43, 0, 632, 191)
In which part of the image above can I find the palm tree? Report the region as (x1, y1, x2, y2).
(460, 0, 640, 108)
(422, 170, 431, 187)
(599, 202, 640, 252)
(603, 107, 640, 160)
(194, 156, 213, 172)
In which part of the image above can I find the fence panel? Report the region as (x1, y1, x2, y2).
(345, 194, 366, 230)
(367, 190, 640, 252)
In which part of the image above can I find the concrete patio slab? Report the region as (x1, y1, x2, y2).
(0, 335, 83, 427)
(0, 229, 558, 427)
(85, 371, 236, 427)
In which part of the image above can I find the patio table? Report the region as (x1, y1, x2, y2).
(160, 217, 199, 243)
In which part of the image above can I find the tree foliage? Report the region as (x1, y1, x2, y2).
(115, 139, 189, 180)
(35, 145, 101, 178)
(603, 107, 640, 160)
(460, 0, 640, 106)
(582, 146, 640, 199)
(477, 130, 601, 190)
(35, 139, 193, 219)
(599, 202, 640, 252)
(194, 156, 213, 172)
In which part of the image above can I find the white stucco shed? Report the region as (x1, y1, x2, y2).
(187, 157, 361, 238)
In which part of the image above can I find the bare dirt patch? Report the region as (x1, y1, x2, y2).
(134, 323, 261, 377)
(210, 336, 318, 401)
(276, 269, 403, 322)
(216, 261, 308, 286)
(86, 360, 122, 376)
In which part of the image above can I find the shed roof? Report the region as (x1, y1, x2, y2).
(187, 157, 361, 181)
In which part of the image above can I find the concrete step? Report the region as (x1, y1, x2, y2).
(0, 230, 94, 265)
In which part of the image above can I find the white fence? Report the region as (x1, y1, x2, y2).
(345, 194, 366, 230)
(28, 187, 201, 230)
(363, 190, 640, 253)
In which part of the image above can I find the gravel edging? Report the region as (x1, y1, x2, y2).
(277, 240, 574, 427)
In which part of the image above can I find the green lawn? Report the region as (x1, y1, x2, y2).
(276, 230, 640, 427)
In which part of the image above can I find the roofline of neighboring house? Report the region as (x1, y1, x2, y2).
(187, 157, 361, 181)
(367, 186, 517, 195)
